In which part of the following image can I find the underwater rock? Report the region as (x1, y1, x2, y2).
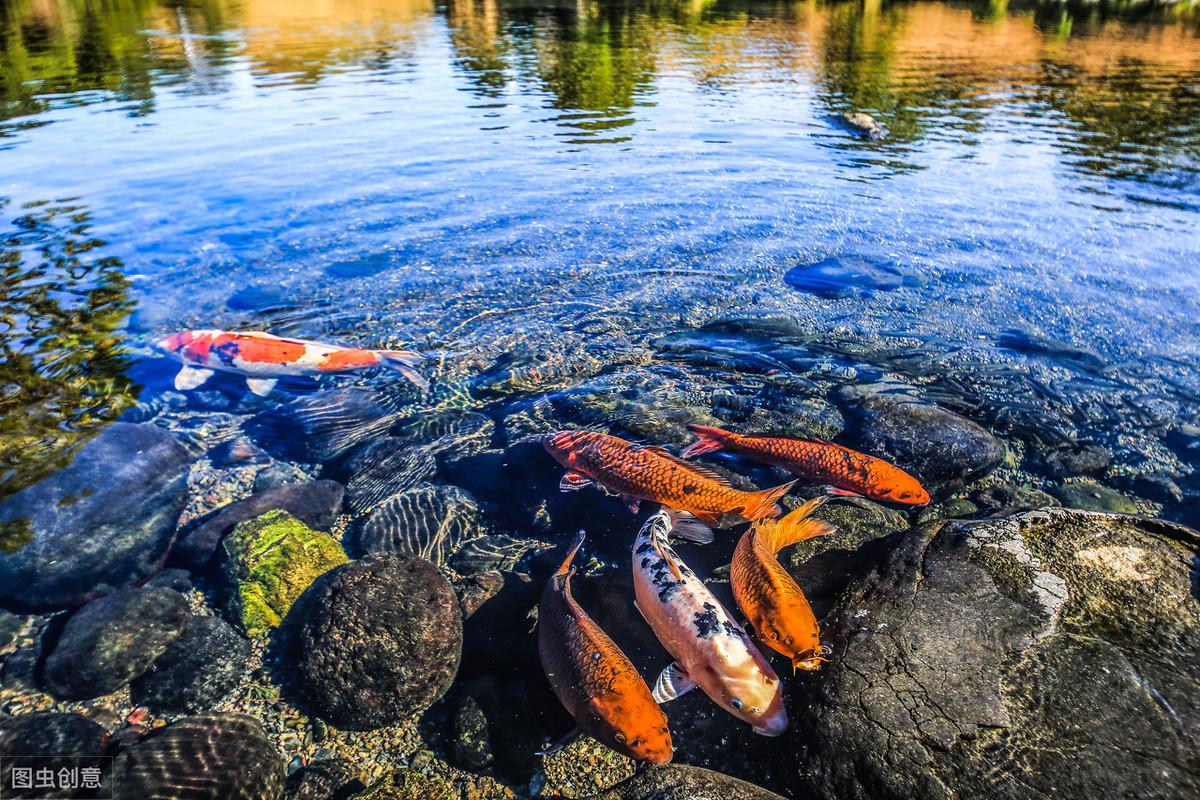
(1036, 443, 1111, 479)
(143, 567, 195, 594)
(803, 509, 1200, 800)
(996, 328, 1107, 374)
(452, 694, 494, 771)
(354, 484, 485, 562)
(972, 483, 1060, 515)
(111, 714, 285, 800)
(591, 764, 786, 799)
(337, 411, 495, 515)
(839, 388, 1005, 490)
(0, 422, 191, 608)
(43, 587, 190, 700)
(284, 758, 366, 800)
(299, 556, 462, 729)
(131, 614, 251, 715)
(0, 713, 110, 792)
(452, 533, 553, 576)
(175, 479, 344, 567)
(784, 252, 919, 299)
(254, 462, 312, 492)
(248, 385, 416, 463)
(223, 510, 347, 637)
(1051, 479, 1139, 514)
(838, 112, 886, 141)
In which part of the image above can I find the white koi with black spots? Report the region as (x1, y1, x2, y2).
(631, 511, 788, 736)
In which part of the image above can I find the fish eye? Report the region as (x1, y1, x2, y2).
(615, 733, 627, 743)
(730, 698, 744, 710)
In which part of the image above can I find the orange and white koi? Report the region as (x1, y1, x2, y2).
(155, 330, 426, 396)
(543, 430, 795, 537)
(732, 496, 835, 672)
(682, 424, 930, 506)
(538, 531, 673, 763)
(632, 511, 788, 737)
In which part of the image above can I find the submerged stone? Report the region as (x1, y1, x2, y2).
(111, 714, 285, 800)
(838, 386, 1006, 490)
(0, 422, 191, 608)
(223, 510, 348, 637)
(285, 758, 366, 800)
(1051, 479, 1139, 514)
(801, 508, 1200, 800)
(784, 252, 919, 299)
(175, 479, 344, 567)
(354, 483, 485, 563)
(131, 614, 251, 715)
(299, 556, 461, 729)
(43, 587, 190, 700)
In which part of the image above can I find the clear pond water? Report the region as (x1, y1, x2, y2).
(1, 0, 1200, 794)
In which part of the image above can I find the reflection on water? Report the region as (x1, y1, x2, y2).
(1, 0, 1197, 182)
(0, 197, 137, 500)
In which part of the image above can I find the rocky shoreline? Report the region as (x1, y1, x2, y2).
(2, 313, 1198, 799)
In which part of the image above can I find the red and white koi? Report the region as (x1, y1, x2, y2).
(632, 511, 788, 737)
(155, 330, 426, 396)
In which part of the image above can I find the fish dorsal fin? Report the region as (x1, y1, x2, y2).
(241, 330, 281, 339)
(643, 447, 735, 487)
(649, 528, 684, 581)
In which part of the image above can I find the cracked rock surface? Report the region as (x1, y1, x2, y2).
(803, 508, 1200, 800)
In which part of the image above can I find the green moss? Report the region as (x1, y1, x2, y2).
(223, 509, 347, 637)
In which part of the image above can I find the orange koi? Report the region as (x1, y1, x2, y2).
(537, 531, 672, 763)
(155, 330, 426, 396)
(732, 496, 835, 672)
(682, 424, 930, 506)
(543, 430, 795, 533)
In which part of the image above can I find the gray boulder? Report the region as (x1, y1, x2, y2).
(43, 587, 190, 700)
(298, 556, 462, 729)
(803, 508, 1200, 800)
(0, 423, 191, 608)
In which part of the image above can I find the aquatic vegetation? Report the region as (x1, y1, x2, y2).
(222, 509, 348, 637)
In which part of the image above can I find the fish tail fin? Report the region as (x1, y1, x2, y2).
(554, 530, 586, 578)
(738, 480, 798, 522)
(378, 350, 429, 390)
(681, 424, 731, 459)
(756, 496, 836, 554)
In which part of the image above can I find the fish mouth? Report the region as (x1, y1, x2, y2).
(752, 717, 789, 737)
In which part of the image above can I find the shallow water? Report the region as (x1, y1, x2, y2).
(1, 0, 1200, 794)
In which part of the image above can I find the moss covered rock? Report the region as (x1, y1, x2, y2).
(223, 509, 347, 637)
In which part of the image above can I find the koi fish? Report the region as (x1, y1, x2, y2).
(538, 531, 673, 763)
(632, 512, 788, 736)
(155, 330, 427, 396)
(682, 424, 930, 506)
(543, 430, 795, 535)
(732, 496, 835, 672)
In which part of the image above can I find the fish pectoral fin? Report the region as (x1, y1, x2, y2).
(559, 471, 594, 492)
(244, 377, 278, 397)
(536, 726, 582, 757)
(173, 366, 214, 391)
(825, 485, 864, 498)
(622, 495, 641, 514)
(652, 662, 697, 703)
(665, 510, 715, 544)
